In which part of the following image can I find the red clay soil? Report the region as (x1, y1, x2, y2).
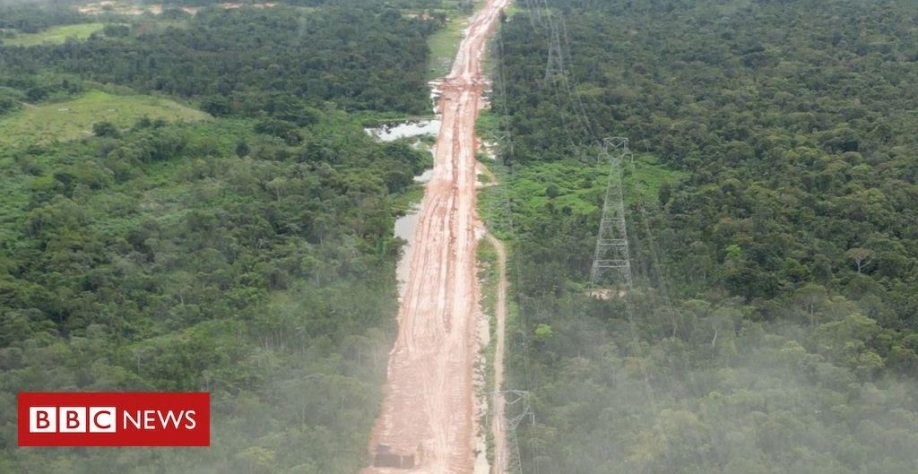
(360, 0, 513, 473)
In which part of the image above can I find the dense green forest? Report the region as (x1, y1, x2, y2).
(488, 0, 918, 473)
(0, 1, 88, 33)
(5, 0, 918, 472)
(1, 4, 440, 114)
(0, 2, 444, 472)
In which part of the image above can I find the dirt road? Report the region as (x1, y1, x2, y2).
(361, 1, 512, 473)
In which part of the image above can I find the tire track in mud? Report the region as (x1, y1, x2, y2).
(360, 1, 512, 473)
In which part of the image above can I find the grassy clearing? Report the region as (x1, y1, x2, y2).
(476, 109, 500, 139)
(510, 156, 687, 219)
(0, 91, 209, 226)
(391, 184, 426, 214)
(424, 0, 494, 79)
(626, 153, 686, 201)
(2, 23, 105, 46)
(0, 90, 210, 149)
(427, 14, 467, 80)
(476, 161, 515, 241)
(0, 118, 249, 246)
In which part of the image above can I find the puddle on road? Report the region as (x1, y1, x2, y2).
(375, 69, 493, 473)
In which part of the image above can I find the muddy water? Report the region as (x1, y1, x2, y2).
(394, 205, 419, 299)
(365, 120, 441, 142)
(394, 169, 434, 298)
(366, 120, 438, 298)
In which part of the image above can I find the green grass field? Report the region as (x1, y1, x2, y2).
(0, 90, 210, 149)
(476, 109, 500, 138)
(3, 23, 105, 47)
(427, 14, 467, 80)
(625, 153, 688, 201)
(509, 156, 686, 220)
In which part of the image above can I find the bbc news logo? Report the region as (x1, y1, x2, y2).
(18, 392, 210, 447)
(29, 406, 197, 433)
(30, 406, 117, 433)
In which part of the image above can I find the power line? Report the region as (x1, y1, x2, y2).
(486, 17, 538, 474)
(558, 15, 596, 139)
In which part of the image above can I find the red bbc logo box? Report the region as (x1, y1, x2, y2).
(18, 392, 210, 447)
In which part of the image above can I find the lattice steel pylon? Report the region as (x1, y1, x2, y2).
(496, 390, 533, 474)
(590, 137, 634, 291)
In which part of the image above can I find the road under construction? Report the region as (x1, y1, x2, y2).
(360, 0, 513, 473)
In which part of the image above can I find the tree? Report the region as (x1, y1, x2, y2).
(92, 121, 119, 138)
(658, 181, 672, 207)
(534, 323, 554, 340)
(845, 247, 874, 274)
(235, 140, 250, 158)
(795, 283, 829, 326)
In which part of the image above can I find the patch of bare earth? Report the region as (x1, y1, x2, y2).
(360, 0, 513, 473)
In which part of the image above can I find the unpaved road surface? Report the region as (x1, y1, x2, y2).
(360, 1, 512, 473)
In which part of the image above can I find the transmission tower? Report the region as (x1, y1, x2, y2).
(590, 137, 633, 291)
(522, 0, 546, 28)
(495, 390, 533, 474)
(544, 18, 565, 82)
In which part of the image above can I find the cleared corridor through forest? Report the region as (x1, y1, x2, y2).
(360, 1, 512, 473)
